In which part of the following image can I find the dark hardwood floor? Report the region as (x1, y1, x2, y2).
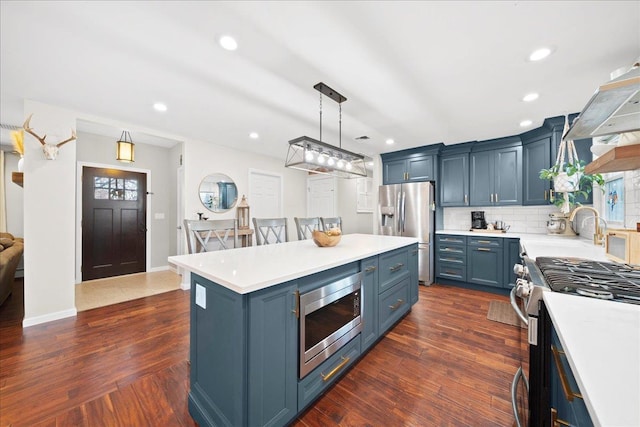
(0, 278, 520, 426)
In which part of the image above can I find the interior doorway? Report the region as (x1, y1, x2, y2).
(307, 175, 337, 218)
(81, 166, 147, 281)
(249, 169, 283, 218)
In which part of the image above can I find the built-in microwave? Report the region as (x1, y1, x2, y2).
(605, 228, 640, 265)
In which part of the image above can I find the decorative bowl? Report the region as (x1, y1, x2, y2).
(312, 230, 341, 247)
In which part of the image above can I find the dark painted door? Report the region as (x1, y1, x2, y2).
(523, 136, 552, 205)
(82, 167, 147, 280)
(469, 151, 493, 206)
(494, 145, 522, 205)
(383, 159, 407, 184)
(407, 155, 434, 181)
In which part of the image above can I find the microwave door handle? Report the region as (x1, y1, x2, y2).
(510, 287, 529, 326)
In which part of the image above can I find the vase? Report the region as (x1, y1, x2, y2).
(553, 172, 579, 192)
(17, 156, 24, 172)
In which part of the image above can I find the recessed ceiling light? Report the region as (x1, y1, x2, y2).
(529, 47, 552, 62)
(385, 139, 395, 145)
(249, 132, 259, 139)
(153, 102, 167, 112)
(219, 35, 238, 51)
(520, 120, 533, 127)
(522, 93, 539, 102)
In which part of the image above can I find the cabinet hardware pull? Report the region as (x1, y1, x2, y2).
(495, 193, 499, 203)
(292, 290, 300, 319)
(551, 345, 583, 401)
(544, 190, 548, 200)
(477, 248, 491, 252)
(549, 189, 554, 201)
(321, 356, 350, 382)
(464, 194, 468, 205)
(445, 270, 457, 275)
(551, 408, 570, 427)
(490, 193, 494, 203)
(478, 240, 491, 244)
(389, 299, 404, 310)
(365, 266, 377, 272)
(441, 258, 461, 263)
(389, 263, 404, 272)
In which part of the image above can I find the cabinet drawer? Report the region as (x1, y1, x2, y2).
(468, 236, 503, 248)
(436, 252, 466, 264)
(437, 234, 466, 245)
(436, 243, 466, 256)
(436, 263, 466, 281)
(298, 335, 361, 410)
(378, 248, 409, 293)
(378, 278, 410, 333)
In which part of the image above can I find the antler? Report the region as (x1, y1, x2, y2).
(23, 113, 47, 146)
(22, 113, 77, 147)
(55, 129, 77, 147)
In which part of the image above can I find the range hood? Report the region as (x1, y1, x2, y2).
(564, 63, 640, 140)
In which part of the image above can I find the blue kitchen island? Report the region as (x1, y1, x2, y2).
(168, 234, 419, 427)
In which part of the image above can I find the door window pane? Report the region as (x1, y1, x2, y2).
(94, 176, 138, 201)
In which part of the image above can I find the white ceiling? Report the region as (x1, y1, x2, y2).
(1, 1, 639, 159)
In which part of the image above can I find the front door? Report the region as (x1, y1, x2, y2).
(82, 167, 147, 281)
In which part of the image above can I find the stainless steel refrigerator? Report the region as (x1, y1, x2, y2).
(378, 182, 435, 285)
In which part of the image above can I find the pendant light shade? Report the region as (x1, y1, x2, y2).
(116, 131, 135, 162)
(285, 82, 367, 178)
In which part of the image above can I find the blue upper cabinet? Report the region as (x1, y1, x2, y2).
(381, 144, 443, 184)
(439, 142, 473, 207)
(470, 136, 522, 206)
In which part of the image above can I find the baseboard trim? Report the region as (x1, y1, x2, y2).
(148, 265, 170, 273)
(23, 308, 77, 328)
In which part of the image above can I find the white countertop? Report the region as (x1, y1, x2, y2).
(436, 229, 608, 261)
(168, 233, 418, 294)
(543, 292, 640, 427)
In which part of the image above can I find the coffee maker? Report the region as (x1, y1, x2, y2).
(471, 211, 487, 229)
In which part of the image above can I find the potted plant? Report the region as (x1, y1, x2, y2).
(539, 160, 605, 210)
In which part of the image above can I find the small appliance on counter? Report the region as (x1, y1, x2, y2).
(546, 212, 577, 236)
(471, 211, 486, 229)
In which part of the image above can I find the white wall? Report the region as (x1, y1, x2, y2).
(22, 101, 77, 326)
(182, 139, 308, 243)
(337, 178, 374, 234)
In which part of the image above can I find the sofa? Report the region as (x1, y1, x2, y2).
(0, 232, 24, 306)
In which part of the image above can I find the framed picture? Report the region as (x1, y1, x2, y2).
(603, 173, 624, 225)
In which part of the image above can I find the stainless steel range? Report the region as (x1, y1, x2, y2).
(510, 254, 640, 426)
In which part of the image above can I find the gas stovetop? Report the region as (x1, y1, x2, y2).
(535, 257, 640, 304)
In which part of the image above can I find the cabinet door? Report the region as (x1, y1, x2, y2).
(383, 159, 407, 184)
(361, 257, 379, 352)
(408, 245, 419, 305)
(407, 155, 433, 182)
(248, 282, 298, 427)
(467, 247, 503, 287)
(440, 154, 469, 207)
(523, 136, 552, 205)
(469, 151, 493, 206)
(504, 238, 521, 288)
(494, 146, 522, 205)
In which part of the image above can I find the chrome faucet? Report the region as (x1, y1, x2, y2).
(569, 206, 605, 246)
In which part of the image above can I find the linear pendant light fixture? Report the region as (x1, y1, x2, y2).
(285, 82, 367, 178)
(116, 131, 135, 162)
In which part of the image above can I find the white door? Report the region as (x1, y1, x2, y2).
(249, 170, 283, 219)
(307, 175, 336, 217)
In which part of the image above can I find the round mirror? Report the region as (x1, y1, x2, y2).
(199, 173, 238, 213)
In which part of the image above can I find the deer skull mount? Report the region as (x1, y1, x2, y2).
(23, 113, 77, 160)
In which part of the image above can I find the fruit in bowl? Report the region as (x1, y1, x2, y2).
(312, 228, 342, 247)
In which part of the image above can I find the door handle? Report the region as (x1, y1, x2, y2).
(490, 193, 494, 203)
(495, 193, 499, 203)
(464, 194, 468, 205)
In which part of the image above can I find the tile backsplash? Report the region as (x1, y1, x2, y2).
(442, 168, 640, 237)
(442, 205, 559, 234)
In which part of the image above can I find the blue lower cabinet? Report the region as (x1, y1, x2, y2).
(467, 246, 503, 287)
(378, 247, 410, 293)
(361, 256, 379, 352)
(298, 335, 361, 411)
(248, 283, 298, 427)
(551, 326, 593, 427)
(408, 245, 419, 304)
(379, 277, 410, 332)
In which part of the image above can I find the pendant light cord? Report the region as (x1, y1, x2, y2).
(319, 92, 323, 142)
(339, 103, 342, 149)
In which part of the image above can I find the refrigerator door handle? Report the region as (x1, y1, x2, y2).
(401, 191, 406, 233)
(396, 191, 402, 234)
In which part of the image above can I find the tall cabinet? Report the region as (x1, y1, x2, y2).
(439, 142, 474, 207)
